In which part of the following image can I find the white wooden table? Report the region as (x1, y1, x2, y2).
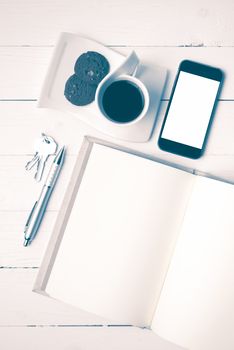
(1, 1, 234, 348)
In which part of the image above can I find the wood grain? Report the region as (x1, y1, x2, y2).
(0, 0, 234, 343)
(0, 269, 108, 326)
(0, 0, 233, 46)
(0, 211, 57, 267)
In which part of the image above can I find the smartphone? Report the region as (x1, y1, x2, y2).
(158, 60, 223, 159)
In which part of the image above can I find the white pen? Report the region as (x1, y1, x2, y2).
(23, 146, 65, 246)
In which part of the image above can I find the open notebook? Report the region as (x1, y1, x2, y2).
(35, 137, 234, 350)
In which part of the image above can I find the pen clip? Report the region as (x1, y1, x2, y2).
(24, 201, 38, 232)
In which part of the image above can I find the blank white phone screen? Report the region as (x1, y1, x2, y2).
(161, 71, 220, 148)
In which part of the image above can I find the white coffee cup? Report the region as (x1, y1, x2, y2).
(96, 74, 149, 125)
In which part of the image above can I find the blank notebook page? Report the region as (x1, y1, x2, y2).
(45, 144, 194, 326)
(152, 176, 234, 350)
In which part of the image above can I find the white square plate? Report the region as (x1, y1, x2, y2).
(38, 32, 167, 142)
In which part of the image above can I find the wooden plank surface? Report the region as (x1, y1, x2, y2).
(0, 269, 111, 326)
(0, 0, 233, 46)
(0, 0, 234, 347)
(0, 212, 57, 267)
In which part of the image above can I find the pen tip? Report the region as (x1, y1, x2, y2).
(24, 239, 29, 247)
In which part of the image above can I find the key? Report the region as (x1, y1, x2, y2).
(25, 134, 47, 171)
(34, 135, 57, 182)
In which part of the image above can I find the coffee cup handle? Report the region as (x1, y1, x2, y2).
(98, 50, 140, 88)
(112, 50, 140, 78)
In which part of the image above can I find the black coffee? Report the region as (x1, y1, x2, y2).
(102, 80, 144, 123)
